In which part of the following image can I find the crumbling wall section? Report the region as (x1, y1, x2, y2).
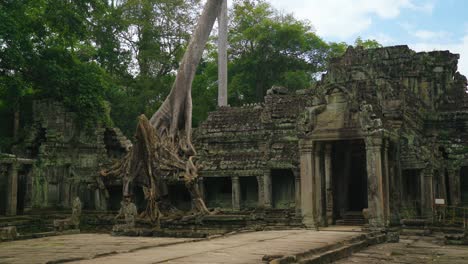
(18, 101, 130, 210)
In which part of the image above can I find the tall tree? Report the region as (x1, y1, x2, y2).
(229, 0, 333, 103)
(102, 0, 223, 224)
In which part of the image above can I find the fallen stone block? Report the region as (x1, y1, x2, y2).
(0, 226, 18, 241)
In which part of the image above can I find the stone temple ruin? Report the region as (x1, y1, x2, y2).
(0, 100, 131, 218)
(195, 45, 468, 229)
(2, 45, 468, 237)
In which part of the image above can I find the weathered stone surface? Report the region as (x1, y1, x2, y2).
(10, 100, 130, 213)
(0, 226, 17, 241)
(195, 45, 468, 228)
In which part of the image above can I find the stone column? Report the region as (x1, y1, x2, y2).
(232, 176, 241, 211)
(6, 162, 18, 216)
(293, 169, 301, 216)
(23, 165, 33, 213)
(314, 142, 324, 226)
(448, 168, 460, 206)
(94, 189, 102, 210)
(198, 177, 205, 200)
(263, 169, 272, 208)
(365, 136, 386, 228)
(256, 175, 264, 207)
(421, 168, 434, 218)
(299, 140, 315, 227)
(382, 140, 391, 225)
(324, 143, 333, 225)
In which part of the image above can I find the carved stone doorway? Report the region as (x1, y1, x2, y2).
(332, 140, 368, 223)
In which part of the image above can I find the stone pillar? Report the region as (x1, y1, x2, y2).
(299, 140, 315, 227)
(293, 169, 301, 216)
(198, 177, 205, 200)
(6, 163, 18, 216)
(314, 143, 324, 226)
(365, 136, 386, 228)
(448, 168, 460, 206)
(23, 166, 33, 213)
(256, 175, 264, 207)
(324, 143, 333, 225)
(421, 168, 434, 218)
(382, 140, 391, 225)
(232, 176, 241, 211)
(94, 189, 102, 210)
(263, 169, 272, 208)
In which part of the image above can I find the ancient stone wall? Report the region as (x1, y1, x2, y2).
(196, 45, 468, 222)
(14, 101, 130, 212)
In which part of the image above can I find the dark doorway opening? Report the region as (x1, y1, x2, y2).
(108, 186, 123, 211)
(205, 177, 232, 209)
(402, 169, 422, 217)
(16, 167, 29, 215)
(168, 183, 192, 211)
(240, 177, 258, 209)
(133, 186, 146, 213)
(271, 169, 295, 209)
(461, 167, 468, 205)
(332, 140, 368, 221)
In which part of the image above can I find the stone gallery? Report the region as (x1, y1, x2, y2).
(196, 45, 468, 229)
(3, 1, 468, 263)
(2, 45, 468, 233)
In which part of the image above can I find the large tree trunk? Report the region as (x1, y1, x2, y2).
(150, 0, 222, 155)
(102, 0, 222, 224)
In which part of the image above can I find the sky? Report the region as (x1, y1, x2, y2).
(232, 0, 468, 76)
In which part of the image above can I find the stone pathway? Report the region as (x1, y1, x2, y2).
(334, 235, 468, 264)
(74, 229, 362, 264)
(0, 234, 197, 264)
(0, 228, 366, 264)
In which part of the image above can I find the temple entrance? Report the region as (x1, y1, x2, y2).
(271, 169, 295, 209)
(168, 183, 192, 211)
(108, 186, 123, 211)
(205, 177, 232, 209)
(401, 169, 422, 217)
(461, 167, 468, 205)
(16, 167, 28, 215)
(240, 177, 258, 209)
(332, 140, 368, 222)
(133, 186, 146, 212)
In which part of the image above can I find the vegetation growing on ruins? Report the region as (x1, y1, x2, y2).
(0, 0, 379, 151)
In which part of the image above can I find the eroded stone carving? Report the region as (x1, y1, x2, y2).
(113, 195, 138, 232)
(359, 103, 383, 133)
(54, 197, 81, 231)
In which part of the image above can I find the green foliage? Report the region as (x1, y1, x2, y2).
(354, 36, 383, 49)
(0, 0, 115, 149)
(227, 0, 345, 103)
(0, 0, 383, 146)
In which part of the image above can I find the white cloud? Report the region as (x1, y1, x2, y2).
(413, 30, 451, 40)
(410, 34, 468, 77)
(367, 33, 397, 45)
(267, 0, 434, 39)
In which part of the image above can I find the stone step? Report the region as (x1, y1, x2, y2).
(269, 232, 389, 264)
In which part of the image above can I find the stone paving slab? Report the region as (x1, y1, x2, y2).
(334, 235, 468, 264)
(0, 234, 197, 264)
(74, 229, 363, 264)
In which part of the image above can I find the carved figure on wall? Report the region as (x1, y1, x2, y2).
(359, 102, 383, 133)
(53, 197, 81, 231)
(113, 195, 138, 232)
(297, 104, 326, 136)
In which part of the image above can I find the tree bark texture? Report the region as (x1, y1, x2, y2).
(101, 0, 221, 224)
